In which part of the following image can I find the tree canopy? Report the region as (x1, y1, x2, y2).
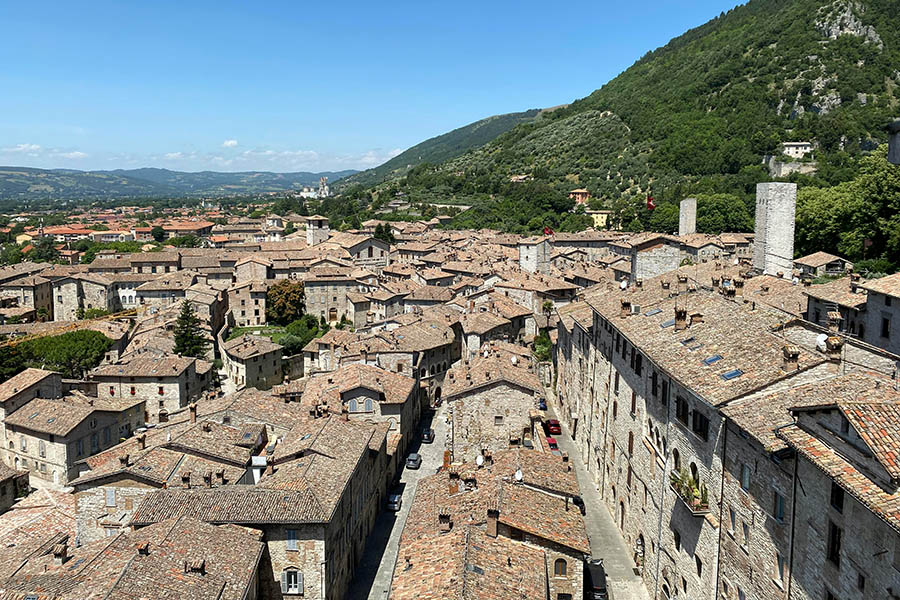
(173, 301, 209, 358)
(266, 280, 305, 325)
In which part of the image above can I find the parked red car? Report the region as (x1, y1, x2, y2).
(546, 419, 562, 435)
(546, 437, 558, 450)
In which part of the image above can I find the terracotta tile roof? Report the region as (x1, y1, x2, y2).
(497, 481, 590, 553)
(585, 287, 825, 406)
(407, 286, 454, 302)
(5, 395, 143, 437)
(803, 277, 867, 310)
(0, 369, 57, 405)
(300, 363, 416, 411)
(794, 251, 847, 268)
(444, 356, 543, 400)
(390, 525, 547, 600)
(779, 424, 900, 533)
(222, 334, 282, 360)
(91, 355, 195, 378)
(860, 272, 900, 298)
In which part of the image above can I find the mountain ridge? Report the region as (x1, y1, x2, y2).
(0, 166, 358, 200)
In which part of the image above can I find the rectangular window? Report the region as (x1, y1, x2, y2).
(740, 464, 751, 491)
(635, 352, 643, 376)
(651, 371, 658, 397)
(158, 386, 164, 396)
(773, 492, 785, 522)
(130, 386, 136, 396)
(109, 386, 115, 396)
(729, 507, 736, 533)
(827, 521, 842, 567)
(661, 380, 669, 406)
(776, 553, 785, 582)
(675, 396, 689, 425)
(20, 438, 26, 452)
(830, 482, 844, 513)
(77, 439, 84, 456)
(282, 569, 303, 594)
(741, 522, 750, 548)
(614, 372, 620, 395)
(882, 317, 891, 339)
(495, 415, 504, 426)
(286, 528, 298, 551)
(106, 488, 116, 507)
(691, 410, 709, 441)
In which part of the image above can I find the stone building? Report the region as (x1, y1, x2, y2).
(444, 354, 544, 462)
(303, 270, 359, 323)
(518, 236, 551, 274)
(0, 516, 264, 600)
(804, 276, 867, 336)
(222, 334, 283, 391)
(0, 275, 53, 320)
(305, 215, 330, 247)
(131, 414, 392, 600)
(90, 354, 213, 424)
(753, 182, 796, 278)
(129, 251, 181, 274)
(392, 449, 588, 600)
(3, 393, 145, 485)
(235, 255, 273, 282)
(228, 280, 268, 327)
(794, 251, 852, 278)
(859, 272, 900, 355)
(300, 363, 419, 456)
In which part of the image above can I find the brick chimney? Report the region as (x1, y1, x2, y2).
(439, 512, 452, 532)
(677, 275, 688, 292)
(136, 541, 150, 555)
(136, 434, 146, 450)
(827, 311, 843, 333)
(215, 469, 225, 485)
(620, 299, 632, 319)
(487, 508, 499, 537)
(189, 403, 197, 424)
(674, 307, 688, 331)
(635, 279, 643, 289)
(711, 277, 721, 288)
(825, 336, 844, 362)
(203, 471, 212, 488)
(119, 454, 131, 467)
(265, 457, 274, 476)
(782, 344, 800, 371)
(181, 472, 191, 488)
(733, 277, 744, 297)
(661, 280, 671, 290)
(52, 542, 68, 566)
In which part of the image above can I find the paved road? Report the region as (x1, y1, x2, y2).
(547, 405, 651, 600)
(345, 404, 450, 600)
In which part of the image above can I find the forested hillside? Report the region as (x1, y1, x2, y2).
(353, 0, 900, 265)
(337, 109, 543, 188)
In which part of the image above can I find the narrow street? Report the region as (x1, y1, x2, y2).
(345, 403, 450, 599)
(545, 406, 651, 600)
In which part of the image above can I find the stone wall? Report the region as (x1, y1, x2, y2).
(754, 183, 796, 277)
(450, 381, 537, 463)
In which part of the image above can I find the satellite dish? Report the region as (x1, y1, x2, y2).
(511, 356, 518, 365)
(733, 258, 739, 265)
(816, 333, 828, 351)
(792, 277, 799, 285)
(476, 455, 484, 466)
(619, 280, 628, 290)
(514, 469, 523, 482)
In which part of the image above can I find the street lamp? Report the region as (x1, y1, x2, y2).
(890, 120, 900, 165)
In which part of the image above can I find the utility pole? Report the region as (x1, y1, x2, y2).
(889, 120, 900, 165)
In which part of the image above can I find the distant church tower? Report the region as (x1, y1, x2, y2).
(317, 177, 330, 198)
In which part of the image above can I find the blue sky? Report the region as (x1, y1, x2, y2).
(0, 0, 742, 172)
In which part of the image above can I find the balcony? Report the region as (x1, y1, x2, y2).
(670, 469, 710, 516)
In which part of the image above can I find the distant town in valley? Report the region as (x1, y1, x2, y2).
(2, 0, 900, 599)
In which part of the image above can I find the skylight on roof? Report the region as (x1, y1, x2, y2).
(660, 319, 676, 328)
(703, 355, 723, 366)
(680, 337, 696, 346)
(644, 308, 662, 317)
(721, 369, 744, 381)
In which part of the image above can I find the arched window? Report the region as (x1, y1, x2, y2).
(672, 449, 681, 472)
(690, 462, 698, 483)
(364, 398, 373, 412)
(348, 399, 358, 412)
(554, 558, 567, 576)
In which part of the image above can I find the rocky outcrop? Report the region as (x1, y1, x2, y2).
(816, 1, 883, 50)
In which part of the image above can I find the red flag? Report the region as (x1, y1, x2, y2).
(543, 226, 554, 236)
(646, 195, 656, 210)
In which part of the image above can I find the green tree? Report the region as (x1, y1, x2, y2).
(19, 330, 113, 378)
(30, 237, 59, 262)
(150, 226, 166, 242)
(173, 301, 209, 358)
(266, 280, 305, 325)
(0, 243, 22, 266)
